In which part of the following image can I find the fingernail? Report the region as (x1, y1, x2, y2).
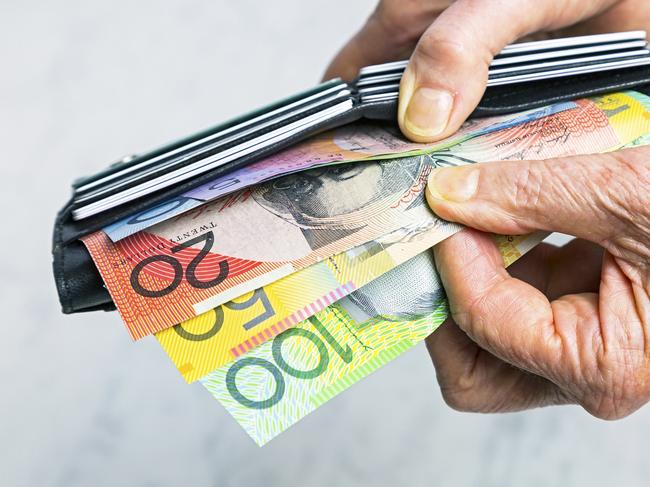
(427, 167, 479, 203)
(404, 87, 453, 138)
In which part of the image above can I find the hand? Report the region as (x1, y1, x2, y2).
(325, 0, 649, 142)
(425, 149, 650, 419)
(326, 0, 650, 419)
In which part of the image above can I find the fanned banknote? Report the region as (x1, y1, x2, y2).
(103, 102, 577, 241)
(200, 91, 650, 446)
(201, 233, 546, 446)
(157, 218, 461, 382)
(623, 91, 650, 147)
(83, 158, 445, 339)
(82, 92, 650, 339)
(153, 92, 650, 377)
(627, 133, 650, 146)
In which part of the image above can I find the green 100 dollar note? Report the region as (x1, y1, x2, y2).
(201, 232, 546, 445)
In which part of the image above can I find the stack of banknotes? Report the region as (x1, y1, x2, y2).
(81, 91, 650, 445)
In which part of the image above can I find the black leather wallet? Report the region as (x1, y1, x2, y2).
(53, 33, 650, 315)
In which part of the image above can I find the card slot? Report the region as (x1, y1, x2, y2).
(76, 81, 349, 195)
(361, 93, 399, 103)
(72, 101, 354, 220)
(497, 30, 646, 56)
(73, 79, 346, 190)
(357, 48, 650, 89)
(488, 57, 650, 86)
(358, 60, 409, 77)
(359, 56, 650, 102)
(74, 89, 351, 206)
(491, 40, 648, 67)
(356, 73, 403, 87)
(357, 49, 650, 88)
(489, 50, 650, 76)
(359, 31, 647, 77)
(357, 83, 401, 95)
(358, 46, 649, 87)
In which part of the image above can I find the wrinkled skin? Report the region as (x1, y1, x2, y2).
(326, 0, 650, 419)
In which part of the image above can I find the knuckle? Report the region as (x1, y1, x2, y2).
(437, 362, 484, 412)
(372, 0, 441, 48)
(584, 396, 638, 421)
(437, 363, 493, 413)
(583, 353, 650, 420)
(414, 34, 484, 73)
(597, 152, 645, 222)
(594, 150, 650, 263)
(440, 386, 483, 412)
(511, 161, 546, 215)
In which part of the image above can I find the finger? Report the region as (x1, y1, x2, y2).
(323, 2, 443, 81)
(425, 148, 650, 246)
(398, 0, 618, 142)
(435, 230, 650, 419)
(425, 317, 571, 412)
(433, 228, 594, 381)
(426, 237, 602, 412)
(554, 0, 650, 38)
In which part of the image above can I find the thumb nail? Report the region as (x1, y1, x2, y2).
(404, 87, 453, 138)
(427, 166, 480, 203)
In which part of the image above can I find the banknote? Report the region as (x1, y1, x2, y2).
(201, 93, 650, 446)
(201, 232, 546, 446)
(104, 102, 578, 241)
(83, 158, 442, 339)
(154, 92, 650, 378)
(622, 90, 650, 147)
(82, 92, 650, 339)
(626, 133, 650, 147)
(157, 218, 461, 383)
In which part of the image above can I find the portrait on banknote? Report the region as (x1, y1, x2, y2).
(252, 157, 430, 248)
(341, 252, 445, 324)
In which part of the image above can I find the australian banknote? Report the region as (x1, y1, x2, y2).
(156, 218, 462, 382)
(83, 157, 448, 339)
(200, 233, 545, 445)
(104, 102, 578, 241)
(154, 91, 650, 378)
(82, 92, 650, 339)
(624, 131, 650, 147)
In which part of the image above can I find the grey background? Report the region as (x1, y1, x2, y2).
(1, 1, 649, 486)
